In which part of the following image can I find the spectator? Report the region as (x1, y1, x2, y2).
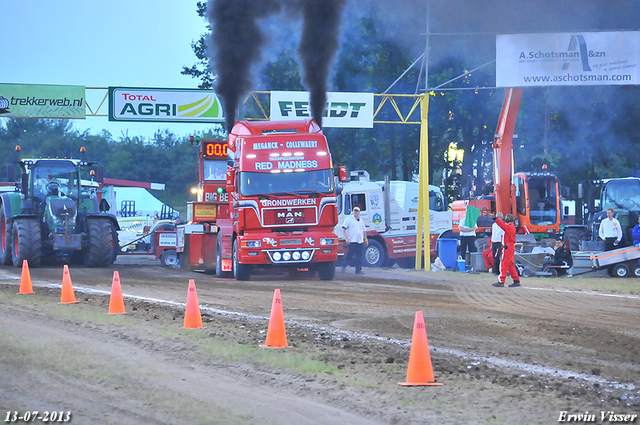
(553, 238, 573, 276)
(341, 206, 368, 275)
(598, 208, 622, 251)
(458, 212, 478, 263)
(633, 216, 640, 246)
(492, 214, 521, 288)
(482, 247, 494, 270)
(490, 212, 504, 275)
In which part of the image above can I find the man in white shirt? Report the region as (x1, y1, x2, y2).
(598, 208, 623, 251)
(341, 206, 368, 275)
(458, 212, 478, 263)
(490, 212, 505, 275)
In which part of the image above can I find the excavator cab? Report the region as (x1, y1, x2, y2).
(512, 173, 560, 235)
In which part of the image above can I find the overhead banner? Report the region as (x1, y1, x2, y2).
(496, 32, 639, 87)
(270, 91, 374, 128)
(109, 87, 224, 123)
(0, 83, 85, 119)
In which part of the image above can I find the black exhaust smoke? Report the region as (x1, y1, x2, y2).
(208, 0, 282, 132)
(208, 0, 346, 131)
(298, 0, 346, 128)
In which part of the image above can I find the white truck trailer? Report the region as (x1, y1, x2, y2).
(336, 170, 451, 267)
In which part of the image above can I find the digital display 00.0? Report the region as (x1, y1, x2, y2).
(203, 141, 228, 158)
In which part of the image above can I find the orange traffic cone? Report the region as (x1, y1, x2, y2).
(398, 311, 442, 386)
(60, 265, 78, 304)
(183, 279, 203, 329)
(108, 271, 126, 314)
(18, 260, 34, 294)
(260, 289, 291, 348)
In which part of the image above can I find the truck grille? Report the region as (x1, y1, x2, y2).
(262, 207, 317, 226)
(280, 238, 302, 245)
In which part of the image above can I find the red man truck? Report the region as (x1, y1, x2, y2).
(178, 119, 339, 281)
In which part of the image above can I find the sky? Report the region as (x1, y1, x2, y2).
(0, 0, 212, 140)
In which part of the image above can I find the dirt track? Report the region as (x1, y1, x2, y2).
(1, 258, 639, 424)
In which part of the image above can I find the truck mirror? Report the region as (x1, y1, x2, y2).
(6, 164, 15, 182)
(21, 173, 28, 195)
(226, 166, 235, 193)
(338, 166, 348, 182)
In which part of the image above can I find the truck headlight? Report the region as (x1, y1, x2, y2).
(283, 251, 291, 261)
(292, 251, 301, 260)
(320, 238, 336, 245)
(273, 252, 282, 261)
(301, 251, 311, 260)
(242, 240, 261, 248)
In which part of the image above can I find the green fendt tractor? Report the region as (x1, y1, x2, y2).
(0, 146, 119, 267)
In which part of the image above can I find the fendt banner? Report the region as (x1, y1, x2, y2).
(0, 83, 85, 119)
(270, 91, 374, 128)
(109, 87, 225, 123)
(496, 31, 639, 87)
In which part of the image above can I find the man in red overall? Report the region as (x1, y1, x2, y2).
(492, 213, 521, 287)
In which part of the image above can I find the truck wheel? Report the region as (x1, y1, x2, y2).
(232, 239, 252, 281)
(362, 239, 386, 267)
(611, 263, 629, 278)
(317, 261, 336, 281)
(11, 219, 42, 267)
(395, 257, 415, 269)
(0, 207, 13, 266)
(83, 219, 114, 267)
(633, 264, 640, 277)
(160, 249, 179, 267)
(216, 233, 232, 278)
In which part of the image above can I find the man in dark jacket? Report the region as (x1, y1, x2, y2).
(553, 238, 573, 276)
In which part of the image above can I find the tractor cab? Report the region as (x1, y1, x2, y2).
(29, 160, 80, 203)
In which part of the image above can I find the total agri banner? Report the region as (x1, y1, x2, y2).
(496, 31, 640, 87)
(270, 91, 374, 128)
(0, 83, 85, 119)
(109, 87, 224, 123)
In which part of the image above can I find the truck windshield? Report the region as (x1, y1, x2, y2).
(527, 176, 557, 225)
(31, 160, 80, 201)
(203, 160, 227, 181)
(602, 179, 640, 211)
(239, 169, 335, 196)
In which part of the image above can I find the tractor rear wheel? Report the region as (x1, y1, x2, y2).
(0, 207, 13, 266)
(83, 219, 114, 267)
(11, 218, 42, 267)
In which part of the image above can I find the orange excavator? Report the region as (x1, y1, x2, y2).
(451, 88, 562, 241)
